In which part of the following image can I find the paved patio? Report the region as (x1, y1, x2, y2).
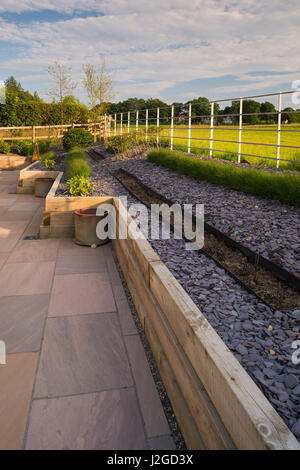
(0, 170, 175, 450)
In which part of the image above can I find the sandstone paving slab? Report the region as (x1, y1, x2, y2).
(55, 254, 107, 275)
(0, 210, 36, 221)
(48, 272, 115, 317)
(7, 239, 59, 263)
(8, 201, 40, 212)
(34, 314, 133, 398)
(0, 233, 20, 252)
(58, 238, 106, 257)
(148, 436, 176, 450)
(0, 261, 55, 296)
(0, 294, 49, 353)
(125, 334, 170, 438)
(115, 298, 137, 336)
(26, 389, 146, 450)
(0, 352, 38, 450)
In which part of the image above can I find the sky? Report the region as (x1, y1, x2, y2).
(0, 0, 299, 108)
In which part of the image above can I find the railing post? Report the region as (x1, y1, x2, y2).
(128, 112, 130, 134)
(114, 114, 116, 136)
(238, 98, 243, 163)
(145, 109, 148, 143)
(170, 105, 174, 150)
(120, 112, 123, 136)
(209, 102, 214, 157)
(188, 103, 191, 153)
(157, 107, 160, 146)
(136, 110, 139, 133)
(276, 92, 282, 168)
(108, 115, 111, 137)
(32, 125, 35, 144)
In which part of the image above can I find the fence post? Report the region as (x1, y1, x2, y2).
(157, 107, 160, 146)
(145, 109, 148, 143)
(188, 103, 191, 153)
(276, 92, 282, 169)
(238, 98, 243, 163)
(128, 112, 130, 134)
(120, 113, 123, 136)
(32, 126, 35, 144)
(209, 102, 214, 157)
(136, 110, 139, 133)
(108, 115, 111, 137)
(170, 105, 174, 150)
(114, 114, 117, 136)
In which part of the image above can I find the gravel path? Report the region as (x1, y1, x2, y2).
(105, 158, 300, 278)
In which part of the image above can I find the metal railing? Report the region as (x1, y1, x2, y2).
(106, 90, 300, 169)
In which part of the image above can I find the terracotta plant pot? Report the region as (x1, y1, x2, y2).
(34, 178, 54, 198)
(74, 207, 110, 246)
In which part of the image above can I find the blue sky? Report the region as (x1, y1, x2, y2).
(0, 1, 299, 108)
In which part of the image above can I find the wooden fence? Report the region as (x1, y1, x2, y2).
(0, 118, 108, 144)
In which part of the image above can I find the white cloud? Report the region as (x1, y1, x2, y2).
(0, 1, 299, 102)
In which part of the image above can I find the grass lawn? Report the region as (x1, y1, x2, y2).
(147, 149, 300, 207)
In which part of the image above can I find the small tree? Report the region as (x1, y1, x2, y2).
(82, 64, 98, 111)
(47, 61, 77, 125)
(83, 58, 115, 117)
(97, 57, 115, 115)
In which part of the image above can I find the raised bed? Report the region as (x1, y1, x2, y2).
(17, 161, 59, 195)
(112, 198, 300, 450)
(37, 167, 300, 449)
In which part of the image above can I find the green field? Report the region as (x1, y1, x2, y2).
(115, 123, 300, 171)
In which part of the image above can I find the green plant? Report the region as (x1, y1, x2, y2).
(66, 147, 91, 179)
(0, 139, 10, 154)
(62, 128, 93, 151)
(106, 134, 136, 153)
(147, 149, 300, 207)
(38, 139, 51, 154)
(41, 151, 56, 169)
(67, 176, 94, 196)
(16, 140, 33, 156)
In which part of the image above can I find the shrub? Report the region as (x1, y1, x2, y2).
(41, 151, 56, 170)
(147, 149, 300, 207)
(16, 140, 33, 156)
(0, 139, 10, 154)
(66, 147, 91, 179)
(38, 139, 51, 154)
(67, 176, 94, 196)
(62, 128, 93, 151)
(106, 134, 136, 153)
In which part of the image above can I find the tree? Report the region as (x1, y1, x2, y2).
(282, 107, 300, 123)
(82, 64, 98, 110)
(83, 58, 115, 117)
(260, 101, 276, 122)
(47, 61, 77, 124)
(97, 57, 115, 115)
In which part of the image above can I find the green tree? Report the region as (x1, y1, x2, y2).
(47, 61, 77, 124)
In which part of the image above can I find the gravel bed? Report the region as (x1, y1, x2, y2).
(106, 158, 300, 278)
(83, 157, 300, 441)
